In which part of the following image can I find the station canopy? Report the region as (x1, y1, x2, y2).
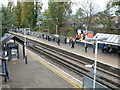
(93, 33, 120, 46)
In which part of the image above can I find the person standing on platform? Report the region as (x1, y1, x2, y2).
(71, 39, 75, 48)
(69, 37, 72, 45)
(64, 37, 67, 44)
(84, 43, 88, 53)
(57, 37, 60, 45)
(53, 37, 55, 42)
(102, 43, 106, 53)
(49, 36, 51, 41)
(47, 35, 50, 41)
(42, 34, 44, 39)
(93, 42, 95, 53)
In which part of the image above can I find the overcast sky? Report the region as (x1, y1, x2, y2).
(1, 0, 110, 14)
(41, 0, 110, 14)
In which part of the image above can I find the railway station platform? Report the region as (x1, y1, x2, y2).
(1, 41, 82, 88)
(10, 32, 119, 68)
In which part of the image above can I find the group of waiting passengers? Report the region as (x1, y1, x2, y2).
(41, 34, 76, 48)
(102, 44, 118, 55)
(41, 34, 118, 55)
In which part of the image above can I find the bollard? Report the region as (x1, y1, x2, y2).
(25, 55, 27, 64)
(23, 45, 25, 58)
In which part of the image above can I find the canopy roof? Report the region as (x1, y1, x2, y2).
(93, 33, 120, 46)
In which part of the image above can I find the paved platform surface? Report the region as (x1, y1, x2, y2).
(2, 43, 78, 88)
(4, 60, 73, 88)
(11, 32, 119, 68)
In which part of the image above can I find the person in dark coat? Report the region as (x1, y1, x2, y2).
(64, 37, 67, 44)
(57, 37, 60, 45)
(53, 37, 55, 42)
(49, 36, 51, 41)
(69, 37, 72, 45)
(42, 34, 44, 39)
(93, 42, 95, 53)
(102, 44, 107, 53)
(84, 43, 88, 53)
(71, 40, 75, 48)
(47, 35, 49, 41)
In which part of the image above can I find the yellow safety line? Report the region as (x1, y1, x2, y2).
(27, 50, 79, 88)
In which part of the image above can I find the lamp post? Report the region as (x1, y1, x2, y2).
(85, 37, 107, 89)
(93, 38, 98, 89)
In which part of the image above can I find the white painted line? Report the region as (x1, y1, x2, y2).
(26, 48, 83, 84)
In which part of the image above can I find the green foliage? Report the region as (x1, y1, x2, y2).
(59, 26, 76, 37)
(32, 26, 39, 31)
(94, 1, 116, 33)
(77, 0, 98, 29)
(75, 8, 84, 18)
(13, 2, 21, 29)
(14, 1, 42, 28)
(1, 2, 14, 36)
(112, 1, 120, 15)
(1, 1, 42, 36)
(21, 2, 34, 27)
(43, 1, 72, 34)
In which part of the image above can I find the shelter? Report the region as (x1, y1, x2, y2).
(93, 33, 120, 46)
(7, 43, 19, 61)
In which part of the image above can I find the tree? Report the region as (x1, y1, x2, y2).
(1, 5, 8, 36)
(112, 0, 120, 34)
(13, 0, 21, 29)
(112, 1, 120, 15)
(43, 0, 72, 34)
(74, 8, 84, 27)
(77, 0, 98, 29)
(1, 2, 14, 36)
(21, 1, 42, 28)
(75, 8, 84, 19)
(95, 0, 115, 33)
(32, 1, 42, 28)
(21, 2, 28, 27)
(21, 2, 34, 27)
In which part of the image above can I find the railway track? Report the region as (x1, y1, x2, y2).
(11, 33, 120, 89)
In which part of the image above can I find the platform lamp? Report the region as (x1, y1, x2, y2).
(85, 37, 107, 89)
